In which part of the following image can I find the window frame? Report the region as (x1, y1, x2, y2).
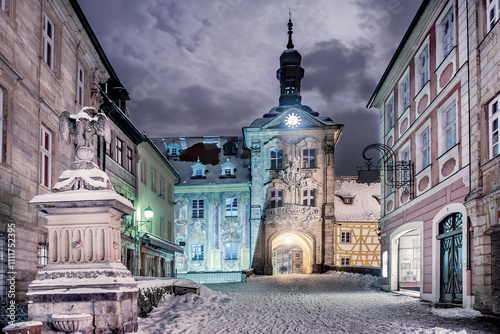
(270, 149, 283, 169)
(150, 169, 156, 193)
(126, 147, 133, 173)
(443, 103, 457, 152)
(440, 6, 455, 60)
(192, 199, 204, 218)
(398, 70, 410, 116)
(302, 188, 316, 207)
(224, 242, 238, 260)
(139, 160, 146, 184)
(167, 183, 172, 203)
(269, 189, 283, 208)
(40, 125, 52, 188)
(341, 231, 351, 243)
(489, 95, 500, 159)
(115, 137, 123, 165)
(422, 127, 430, 169)
(419, 126, 431, 171)
(77, 62, 85, 106)
(341, 257, 350, 266)
(385, 95, 395, 133)
(159, 177, 164, 198)
(302, 148, 316, 168)
(415, 43, 430, 92)
(225, 198, 238, 217)
(487, 0, 500, 32)
(191, 243, 204, 261)
(42, 12, 55, 70)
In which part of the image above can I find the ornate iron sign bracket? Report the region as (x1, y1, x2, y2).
(357, 143, 414, 198)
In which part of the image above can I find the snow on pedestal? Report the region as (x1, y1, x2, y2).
(27, 187, 138, 333)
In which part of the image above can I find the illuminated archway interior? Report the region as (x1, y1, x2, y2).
(271, 232, 313, 274)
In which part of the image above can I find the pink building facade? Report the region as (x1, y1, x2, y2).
(368, 0, 472, 308)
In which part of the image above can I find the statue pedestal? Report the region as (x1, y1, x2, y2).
(28, 189, 137, 334)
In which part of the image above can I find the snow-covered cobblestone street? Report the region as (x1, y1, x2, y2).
(137, 272, 499, 334)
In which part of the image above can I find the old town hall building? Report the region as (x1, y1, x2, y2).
(242, 21, 343, 275)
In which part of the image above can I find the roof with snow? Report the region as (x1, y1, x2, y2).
(151, 136, 250, 186)
(334, 176, 381, 222)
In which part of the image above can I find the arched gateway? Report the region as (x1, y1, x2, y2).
(271, 232, 315, 274)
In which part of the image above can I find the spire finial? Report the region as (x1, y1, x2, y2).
(287, 11, 294, 49)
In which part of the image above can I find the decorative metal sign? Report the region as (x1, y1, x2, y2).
(357, 143, 414, 198)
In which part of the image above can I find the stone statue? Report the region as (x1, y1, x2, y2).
(54, 107, 113, 192)
(280, 157, 305, 190)
(59, 106, 110, 166)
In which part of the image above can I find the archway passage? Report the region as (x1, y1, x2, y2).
(271, 232, 313, 274)
(396, 229, 421, 292)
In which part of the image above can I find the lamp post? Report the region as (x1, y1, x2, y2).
(138, 206, 154, 232)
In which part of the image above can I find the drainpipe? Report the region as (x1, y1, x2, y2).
(465, 0, 474, 308)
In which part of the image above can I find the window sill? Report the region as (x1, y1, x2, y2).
(415, 163, 432, 178)
(435, 46, 456, 73)
(414, 81, 430, 101)
(437, 143, 459, 161)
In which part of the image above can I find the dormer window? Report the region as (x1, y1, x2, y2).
(167, 143, 182, 157)
(337, 195, 355, 204)
(220, 158, 236, 178)
(343, 197, 354, 204)
(190, 159, 207, 179)
(223, 141, 237, 155)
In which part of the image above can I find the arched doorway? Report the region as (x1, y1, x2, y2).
(437, 213, 463, 304)
(271, 232, 314, 274)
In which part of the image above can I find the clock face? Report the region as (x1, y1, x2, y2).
(285, 113, 301, 128)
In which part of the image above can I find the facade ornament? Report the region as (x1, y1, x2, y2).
(265, 204, 321, 231)
(54, 107, 114, 192)
(279, 157, 305, 190)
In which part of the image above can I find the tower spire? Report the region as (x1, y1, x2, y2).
(287, 10, 294, 49)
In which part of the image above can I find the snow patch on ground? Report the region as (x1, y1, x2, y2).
(431, 307, 483, 318)
(323, 270, 381, 289)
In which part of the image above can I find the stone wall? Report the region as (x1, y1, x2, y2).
(0, 0, 111, 305)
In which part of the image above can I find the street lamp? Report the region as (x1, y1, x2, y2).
(143, 206, 154, 221)
(137, 206, 154, 232)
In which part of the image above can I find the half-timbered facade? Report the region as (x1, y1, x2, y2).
(334, 177, 381, 268)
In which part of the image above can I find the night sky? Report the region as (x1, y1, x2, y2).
(78, 0, 423, 175)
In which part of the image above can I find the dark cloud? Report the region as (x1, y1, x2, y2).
(302, 39, 376, 101)
(78, 0, 422, 176)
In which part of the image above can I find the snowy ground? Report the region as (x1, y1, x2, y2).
(137, 272, 499, 334)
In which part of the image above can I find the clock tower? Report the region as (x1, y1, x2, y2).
(243, 17, 343, 275)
